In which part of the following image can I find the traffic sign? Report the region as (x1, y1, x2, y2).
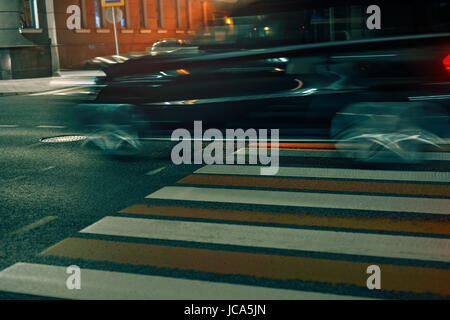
(101, 0, 124, 7)
(105, 7, 123, 24)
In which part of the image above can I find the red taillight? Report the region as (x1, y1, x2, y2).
(444, 54, 450, 71)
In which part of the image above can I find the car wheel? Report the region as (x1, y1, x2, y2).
(83, 124, 142, 157)
(331, 102, 443, 163)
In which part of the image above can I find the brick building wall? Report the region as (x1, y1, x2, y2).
(53, 0, 219, 68)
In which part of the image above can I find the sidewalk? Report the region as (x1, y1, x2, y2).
(0, 70, 105, 96)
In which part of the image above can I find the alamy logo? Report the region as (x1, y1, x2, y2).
(66, 265, 81, 290)
(171, 121, 279, 175)
(66, 5, 81, 30)
(366, 5, 381, 30)
(366, 265, 381, 290)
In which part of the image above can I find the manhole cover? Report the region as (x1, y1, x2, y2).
(40, 135, 87, 143)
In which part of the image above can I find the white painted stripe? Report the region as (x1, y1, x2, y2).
(40, 166, 55, 172)
(145, 166, 167, 176)
(0, 125, 18, 128)
(80, 217, 450, 262)
(36, 125, 67, 129)
(29, 87, 80, 96)
(9, 216, 58, 237)
(195, 165, 450, 183)
(423, 152, 450, 161)
(49, 80, 97, 86)
(0, 263, 366, 300)
(147, 186, 450, 215)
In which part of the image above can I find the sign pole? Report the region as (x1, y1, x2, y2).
(102, 0, 124, 56)
(112, 8, 119, 55)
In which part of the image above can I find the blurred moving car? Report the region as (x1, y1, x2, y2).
(83, 52, 149, 70)
(77, 0, 450, 163)
(148, 39, 200, 55)
(83, 39, 200, 70)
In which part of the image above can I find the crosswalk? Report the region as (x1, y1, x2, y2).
(1, 152, 449, 299)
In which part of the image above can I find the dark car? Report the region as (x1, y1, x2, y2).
(77, 0, 450, 162)
(148, 38, 200, 55)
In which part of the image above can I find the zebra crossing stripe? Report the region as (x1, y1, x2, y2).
(194, 165, 450, 183)
(146, 186, 450, 215)
(41, 238, 450, 297)
(78, 216, 450, 262)
(120, 204, 450, 236)
(177, 174, 450, 197)
(0, 262, 367, 300)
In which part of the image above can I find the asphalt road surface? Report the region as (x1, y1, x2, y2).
(0, 90, 449, 299)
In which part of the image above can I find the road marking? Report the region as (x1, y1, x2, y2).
(145, 166, 167, 176)
(40, 166, 55, 172)
(8, 216, 58, 237)
(146, 186, 450, 215)
(194, 165, 450, 183)
(177, 174, 450, 197)
(424, 152, 450, 161)
(79, 216, 450, 262)
(42, 238, 450, 297)
(29, 87, 82, 96)
(120, 204, 450, 236)
(36, 125, 67, 129)
(0, 263, 366, 300)
(0, 125, 18, 128)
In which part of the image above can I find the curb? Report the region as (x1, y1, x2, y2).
(0, 85, 88, 97)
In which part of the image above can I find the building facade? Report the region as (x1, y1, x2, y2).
(53, 0, 222, 68)
(0, 0, 57, 79)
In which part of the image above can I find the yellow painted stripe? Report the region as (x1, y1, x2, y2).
(177, 174, 450, 197)
(41, 238, 450, 297)
(120, 205, 450, 236)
